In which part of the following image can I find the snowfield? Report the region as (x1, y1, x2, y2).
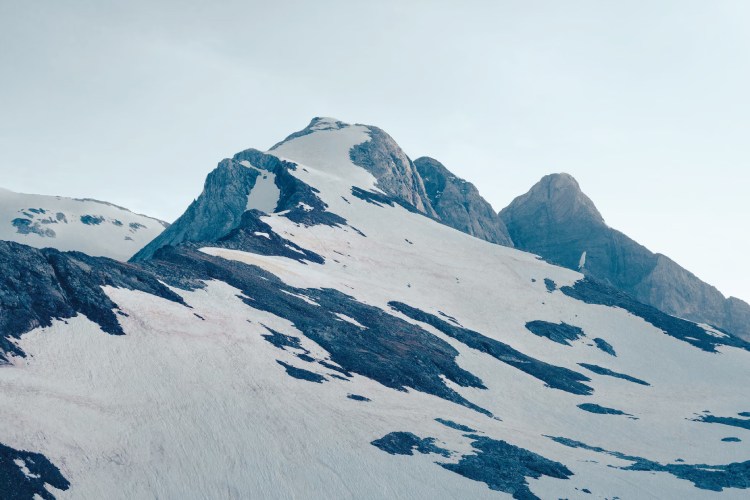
(0, 118, 748, 499)
(0, 187, 167, 261)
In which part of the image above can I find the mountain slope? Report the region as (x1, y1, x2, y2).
(134, 118, 514, 263)
(499, 173, 750, 341)
(414, 156, 513, 246)
(0, 187, 168, 261)
(1, 120, 749, 499)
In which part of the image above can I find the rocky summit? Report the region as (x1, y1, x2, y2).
(500, 172, 750, 341)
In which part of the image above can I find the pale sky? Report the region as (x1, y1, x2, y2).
(1, 1, 749, 302)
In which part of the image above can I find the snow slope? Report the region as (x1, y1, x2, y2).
(0, 187, 168, 261)
(0, 118, 748, 499)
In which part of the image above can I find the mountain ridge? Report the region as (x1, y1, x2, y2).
(1, 118, 749, 498)
(0, 186, 167, 261)
(500, 172, 750, 340)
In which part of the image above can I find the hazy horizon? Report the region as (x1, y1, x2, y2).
(2, 1, 749, 303)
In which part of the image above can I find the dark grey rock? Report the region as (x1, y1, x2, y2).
(276, 360, 326, 383)
(142, 246, 491, 415)
(500, 173, 750, 341)
(261, 327, 308, 353)
(349, 126, 437, 217)
(693, 414, 750, 431)
(549, 435, 750, 492)
(0, 241, 185, 363)
(131, 158, 260, 261)
(414, 156, 513, 246)
(132, 148, 347, 262)
(80, 215, 104, 225)
(271, 158, 347, 228)
(371, 432, 450, 457)
(578, 363, 650, 386)
(0, 441, 70, 499)
(593, 338, 617, 356)
(562, 277, 750, 353)
(271, 118, 436, 218)
(525, 320, 584, 346)
(347, 394, 370, 402)
(388, 301, 593, 396)
(440, 434, 573, 500)
(213, 210, 325, 264)
(12, 218, 56, 237)
(435, 418, 477, 433)
(350, 186, 426, 216)
(577, 403, 631, 416)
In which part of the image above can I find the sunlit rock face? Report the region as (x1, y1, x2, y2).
(414, 156, 513, 247)
(500, 172, 750, 340)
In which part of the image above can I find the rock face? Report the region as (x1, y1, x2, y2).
(348, 125, 438, 218)
(414, 157, 513, 246)
(0, 240, 185, 362)
(131, 146, 347, 262)
(148, 118, 516, 259)
(273, 118, 436, 217)
(500, 173, 750, 340)
(131, 157, 262, 261)
(287, 120, 513, 246)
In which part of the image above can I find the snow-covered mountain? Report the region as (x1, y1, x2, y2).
(0, 187, 168, 261)
(499, 173, 750, 341)
(1, 118, 749, 499)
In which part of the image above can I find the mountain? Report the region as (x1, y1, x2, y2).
(414, 156, 513, 246)
(1, 119, 749, 499)
(0, 187, 168, 261)
(133, 118, 513, 262)
(500, 173, 750, 341)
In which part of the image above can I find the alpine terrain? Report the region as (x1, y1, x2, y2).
(0, 118, 748, 499)
(0, 187, 168, 261)
(499, 173, 750, 341)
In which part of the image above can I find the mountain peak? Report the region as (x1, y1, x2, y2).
(502, 172, 605, 227)
(541, 172, 580, 189)
(270, 117, 350, 150)
(501, 172, 750, 340)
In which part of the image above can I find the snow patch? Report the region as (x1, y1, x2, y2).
(334, 313, 367, 329)
(240, 161, 281, 213)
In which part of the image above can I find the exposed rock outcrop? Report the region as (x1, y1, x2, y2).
(500, 173, 750, 340)
(349, 125, 437, 217)
(130, 158, 260, 261)
(414, 156, 513, 246)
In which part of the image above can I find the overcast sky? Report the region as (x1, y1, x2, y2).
(1, 0, 749, 302)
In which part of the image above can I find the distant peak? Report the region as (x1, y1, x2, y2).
(501, 172, 604, 226)
(538, 172, 581, 190)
